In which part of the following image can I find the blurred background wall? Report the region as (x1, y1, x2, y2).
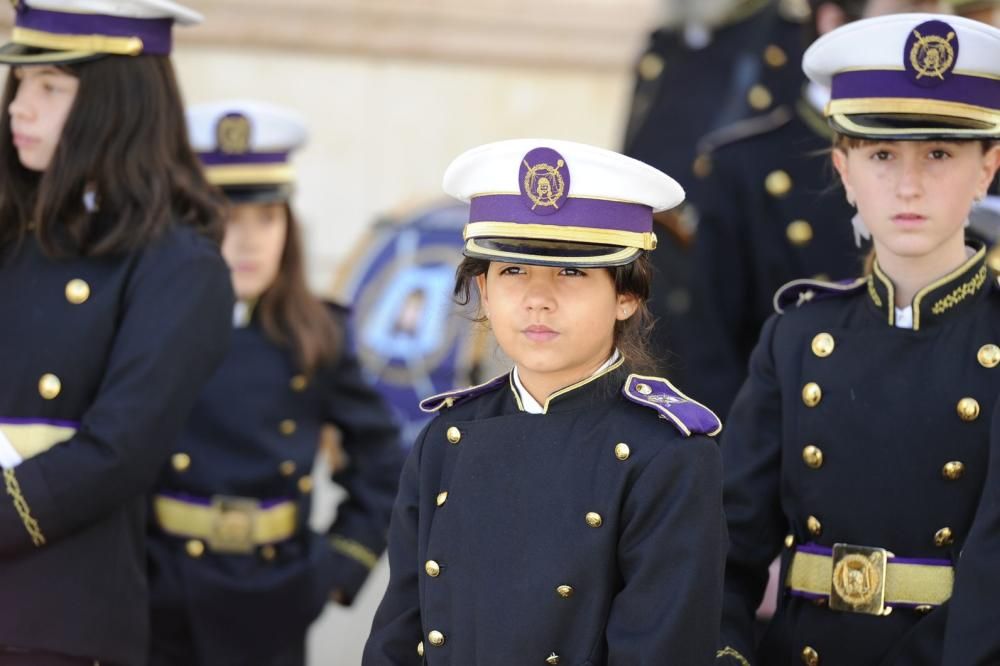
(168, 1, 659, 662)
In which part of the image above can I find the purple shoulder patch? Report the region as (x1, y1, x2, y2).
(621, 374, 722, 437)
(419, 373, 509, 413)
(773, 277, 867, 314)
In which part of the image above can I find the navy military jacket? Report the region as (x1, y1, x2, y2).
(364, 362, 727, 665)
(941, 394, 1000, 665)
(0, 226, 233, 665)
(683, 98, 864, 417)
(148, 305, 403, 664)
(623, 1, 807, 383)
(717, 247, 1000, 665)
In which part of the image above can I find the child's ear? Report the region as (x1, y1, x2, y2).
(616, 293, 640, 321)
(831, 148, 855, 206)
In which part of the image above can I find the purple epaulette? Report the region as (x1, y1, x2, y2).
(419, 373, 509, 413)
(622, 374, 723, 437)
(773, 277, 868, 314)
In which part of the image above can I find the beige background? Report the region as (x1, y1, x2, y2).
(171, 1, 660, 663)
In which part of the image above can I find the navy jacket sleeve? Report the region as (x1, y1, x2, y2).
(717, 315, 786, 664)
(606, 435, 726, 666)
(940, 396, 1000, 665)
(362, 421, 428, 665)
(0, 235, 233, 554)
(322, 323, 405, 602)
(683, 156, 759, 418)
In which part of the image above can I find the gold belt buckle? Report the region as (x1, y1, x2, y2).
(208, 495, 259, 554)
(829, 542, 891, 616)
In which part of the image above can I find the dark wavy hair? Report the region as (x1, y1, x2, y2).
(453, 253, 657, 373)
(0, 55, 224, 256)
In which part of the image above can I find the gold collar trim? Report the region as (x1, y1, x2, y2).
(509, 355, 626, 415)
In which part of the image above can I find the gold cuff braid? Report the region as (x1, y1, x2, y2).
(716, 646, 751, 666)
(4, 468, 45, 547)
(329, 534, 378, 569)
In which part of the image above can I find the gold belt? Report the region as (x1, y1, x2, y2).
(787, 543, 954, 616)
(153, 494, 298, 554)
(0, 420, 77, 461)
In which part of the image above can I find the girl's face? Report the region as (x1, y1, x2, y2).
(222, 202, 288, 301)
(476, 262, 637, 391)
(8, 66, 79, 172)
(833, 140, 1000, 265)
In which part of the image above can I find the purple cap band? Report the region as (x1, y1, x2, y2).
(831, 69, 1000, 111)
(198, 151, 290, 166)
(469, 194, 652, 234)
(16, 5, 173, 55)
(0, 416, 80, 428)
(159, 491, 294, 510)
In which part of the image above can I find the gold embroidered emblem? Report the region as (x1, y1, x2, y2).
(910, 29, 956, 81)
(832, 551, 883, 608)
(932, 266, 987, 315)
(4, 469, 45, 547)
(522, 159, 566, 211)
(217, 115, 252, 154)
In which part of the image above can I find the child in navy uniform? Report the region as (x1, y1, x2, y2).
(364, 139, 727, 665)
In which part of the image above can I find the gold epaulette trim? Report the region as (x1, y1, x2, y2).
(716, 646, 751, 665)
(4, 468, 45, 547)
(330, 534, 378, 570)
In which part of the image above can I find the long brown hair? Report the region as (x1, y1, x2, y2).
(453, 254, 657, 373)
(254, 203, 342, 376)
(0, 55, 224, 256)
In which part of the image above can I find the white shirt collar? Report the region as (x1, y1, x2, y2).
(512, 350, 621, 414)
(894, 305, 914, 330)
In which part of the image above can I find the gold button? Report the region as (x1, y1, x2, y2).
(934, 527, 954, 547)
(957, 398, 980, 422)
(693, 154, 712, 179)
(802, 382, 822, 407)
(585, 512, 603, 528)
(784, 534, 795, 549)
(260, 544, 277, 561)
(978, 344, 1000, 368)
(989, 245, 1000, 273)
(614, 443, 631, 461)
(801, 646, 819, 666)
(279, 460, 297, 477)
(298, 476, 314, 494)
(425, 560, 441, 577)
(807, 515, 822, 536)
(436, 491, 449, 507)
(428, 630, 445, 647)
(38, 373, 61, 400)
(171, 453, 191, 472)
(65, 279, 90, 304)
(914, 604, 932, 615)
(186, 539, 205, 558)
(556, 584, 574, 598)
(290, 374, 308, 391)
(446, 426, 462, 444)
(638, 52, 664, 81)
(417, 641, 424, 657)
(942, 461, 965, 481)
(764, 43, 788, 67)
(802, 445, 824, 469)
(811, 332, 834, 358)
(546, 654, 561, 665)
(786, 220, 814, 246)
(747, 84, 773, 110)
(766, 170, 793, 197)
(279, 419, 297, 436)
(635, 383, 653, 395)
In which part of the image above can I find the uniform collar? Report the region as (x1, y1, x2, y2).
(868, 243, 989, 330)
(509, 353, 626, 415)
